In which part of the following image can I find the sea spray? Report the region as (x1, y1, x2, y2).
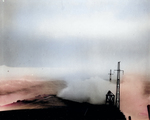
(57, 76, 116, 104)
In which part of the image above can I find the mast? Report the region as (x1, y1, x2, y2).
(108, 69, 113, 81)
(115, 62, 124, 109)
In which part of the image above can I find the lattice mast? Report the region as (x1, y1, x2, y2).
(115, 62, 124, 109)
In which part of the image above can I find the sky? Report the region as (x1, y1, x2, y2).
(0, 0, 150, 79)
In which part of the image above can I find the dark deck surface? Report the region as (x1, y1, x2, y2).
(0, 99, 126, 120)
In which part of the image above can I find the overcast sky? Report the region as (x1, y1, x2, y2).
(0, 0, 150, 79)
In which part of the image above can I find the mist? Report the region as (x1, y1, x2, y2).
(57, 76, 116, 104)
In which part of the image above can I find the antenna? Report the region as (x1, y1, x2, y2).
(114, 62, 124, 109)
(108, 69, 113, 81)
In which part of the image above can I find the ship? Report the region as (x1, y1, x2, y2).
(0, 62, 127, 120)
